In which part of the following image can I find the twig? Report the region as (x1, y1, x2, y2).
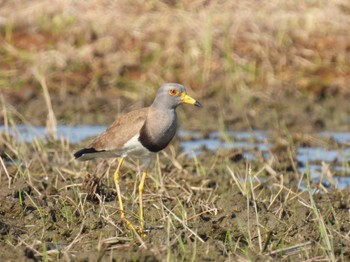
(32, 68, 57, 139)
(268, 241, 313, 257)
(163, 205, 205, 243)
(0, 156, 12, 188)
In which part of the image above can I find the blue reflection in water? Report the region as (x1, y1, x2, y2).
(0, 124, 106, 143)
(297, 147, 350, 163)
(320, 131, 350, 143)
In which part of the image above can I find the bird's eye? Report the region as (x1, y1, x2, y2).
(169, 89, 178, 96)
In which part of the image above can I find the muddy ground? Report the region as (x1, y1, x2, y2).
(0, 89, 350, 261)
(1, 0, 350, 260)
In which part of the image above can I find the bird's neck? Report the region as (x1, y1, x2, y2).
(146, 107, 177, 134)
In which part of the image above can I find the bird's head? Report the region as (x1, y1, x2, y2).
(153, 83, 201, 109)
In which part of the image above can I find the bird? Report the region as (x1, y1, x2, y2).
(74, 83, 201, 234)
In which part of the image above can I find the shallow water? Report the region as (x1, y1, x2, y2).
(1, 124, 349, 189)
(0, 124, 106, 143)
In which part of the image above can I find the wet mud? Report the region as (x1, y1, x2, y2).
(0, 124, 349, 260)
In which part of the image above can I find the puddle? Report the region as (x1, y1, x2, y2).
(0, 124, 349, 189)
(298, 164, 350, 191)
(297, 147, 350, 163)
(320, 131, 350, 143)
(0, 124, 106, 143)
(179, 130, 271, 162)
(179, 130, 269, 152)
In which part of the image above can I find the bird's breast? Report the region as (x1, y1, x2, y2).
(139, 110, 177, 153)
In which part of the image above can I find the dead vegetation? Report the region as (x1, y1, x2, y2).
(1, 0, 350, 94)
(1, 128, 350, 261)
(0, 0, 350, 261)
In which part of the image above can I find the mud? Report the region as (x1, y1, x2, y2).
(1, 86, 350, 261)
(1, 0, 350, 259)
(0, 125, 349, 260)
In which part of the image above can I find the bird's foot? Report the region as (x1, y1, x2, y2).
(121, 218, 147, 237)
(136, 227, 148, 238)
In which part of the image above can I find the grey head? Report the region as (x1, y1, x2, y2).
(138, 83, 201, 153)
(151, 83, 201, 109)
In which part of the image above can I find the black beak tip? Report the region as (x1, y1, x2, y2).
(194, 101, 202, 107)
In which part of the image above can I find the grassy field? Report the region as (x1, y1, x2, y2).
(1, 0, 350, 96)
(1, 0, 350, 261)
(1, 124, 350, 261)
(1, 0, 349, 130)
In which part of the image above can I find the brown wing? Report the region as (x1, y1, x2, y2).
(88, 107, 149, 151)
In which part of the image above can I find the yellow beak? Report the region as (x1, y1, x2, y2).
(180, 92, 202, 107)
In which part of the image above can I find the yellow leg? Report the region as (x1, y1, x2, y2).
(113, 157, 137, 232)
(138, 169, 147, 234)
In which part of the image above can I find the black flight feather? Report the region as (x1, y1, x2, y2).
(74, 148, 105, 159)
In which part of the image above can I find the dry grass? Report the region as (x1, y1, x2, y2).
(1, 1, 350, 260)
(1, 0, 350, 132)
(0, 0, 349, 97)
(1, 105, 350, 260)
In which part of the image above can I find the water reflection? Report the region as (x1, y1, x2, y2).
(0, 124, 106, 143)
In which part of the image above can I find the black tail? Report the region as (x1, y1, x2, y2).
(74, 148, 104, 160)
